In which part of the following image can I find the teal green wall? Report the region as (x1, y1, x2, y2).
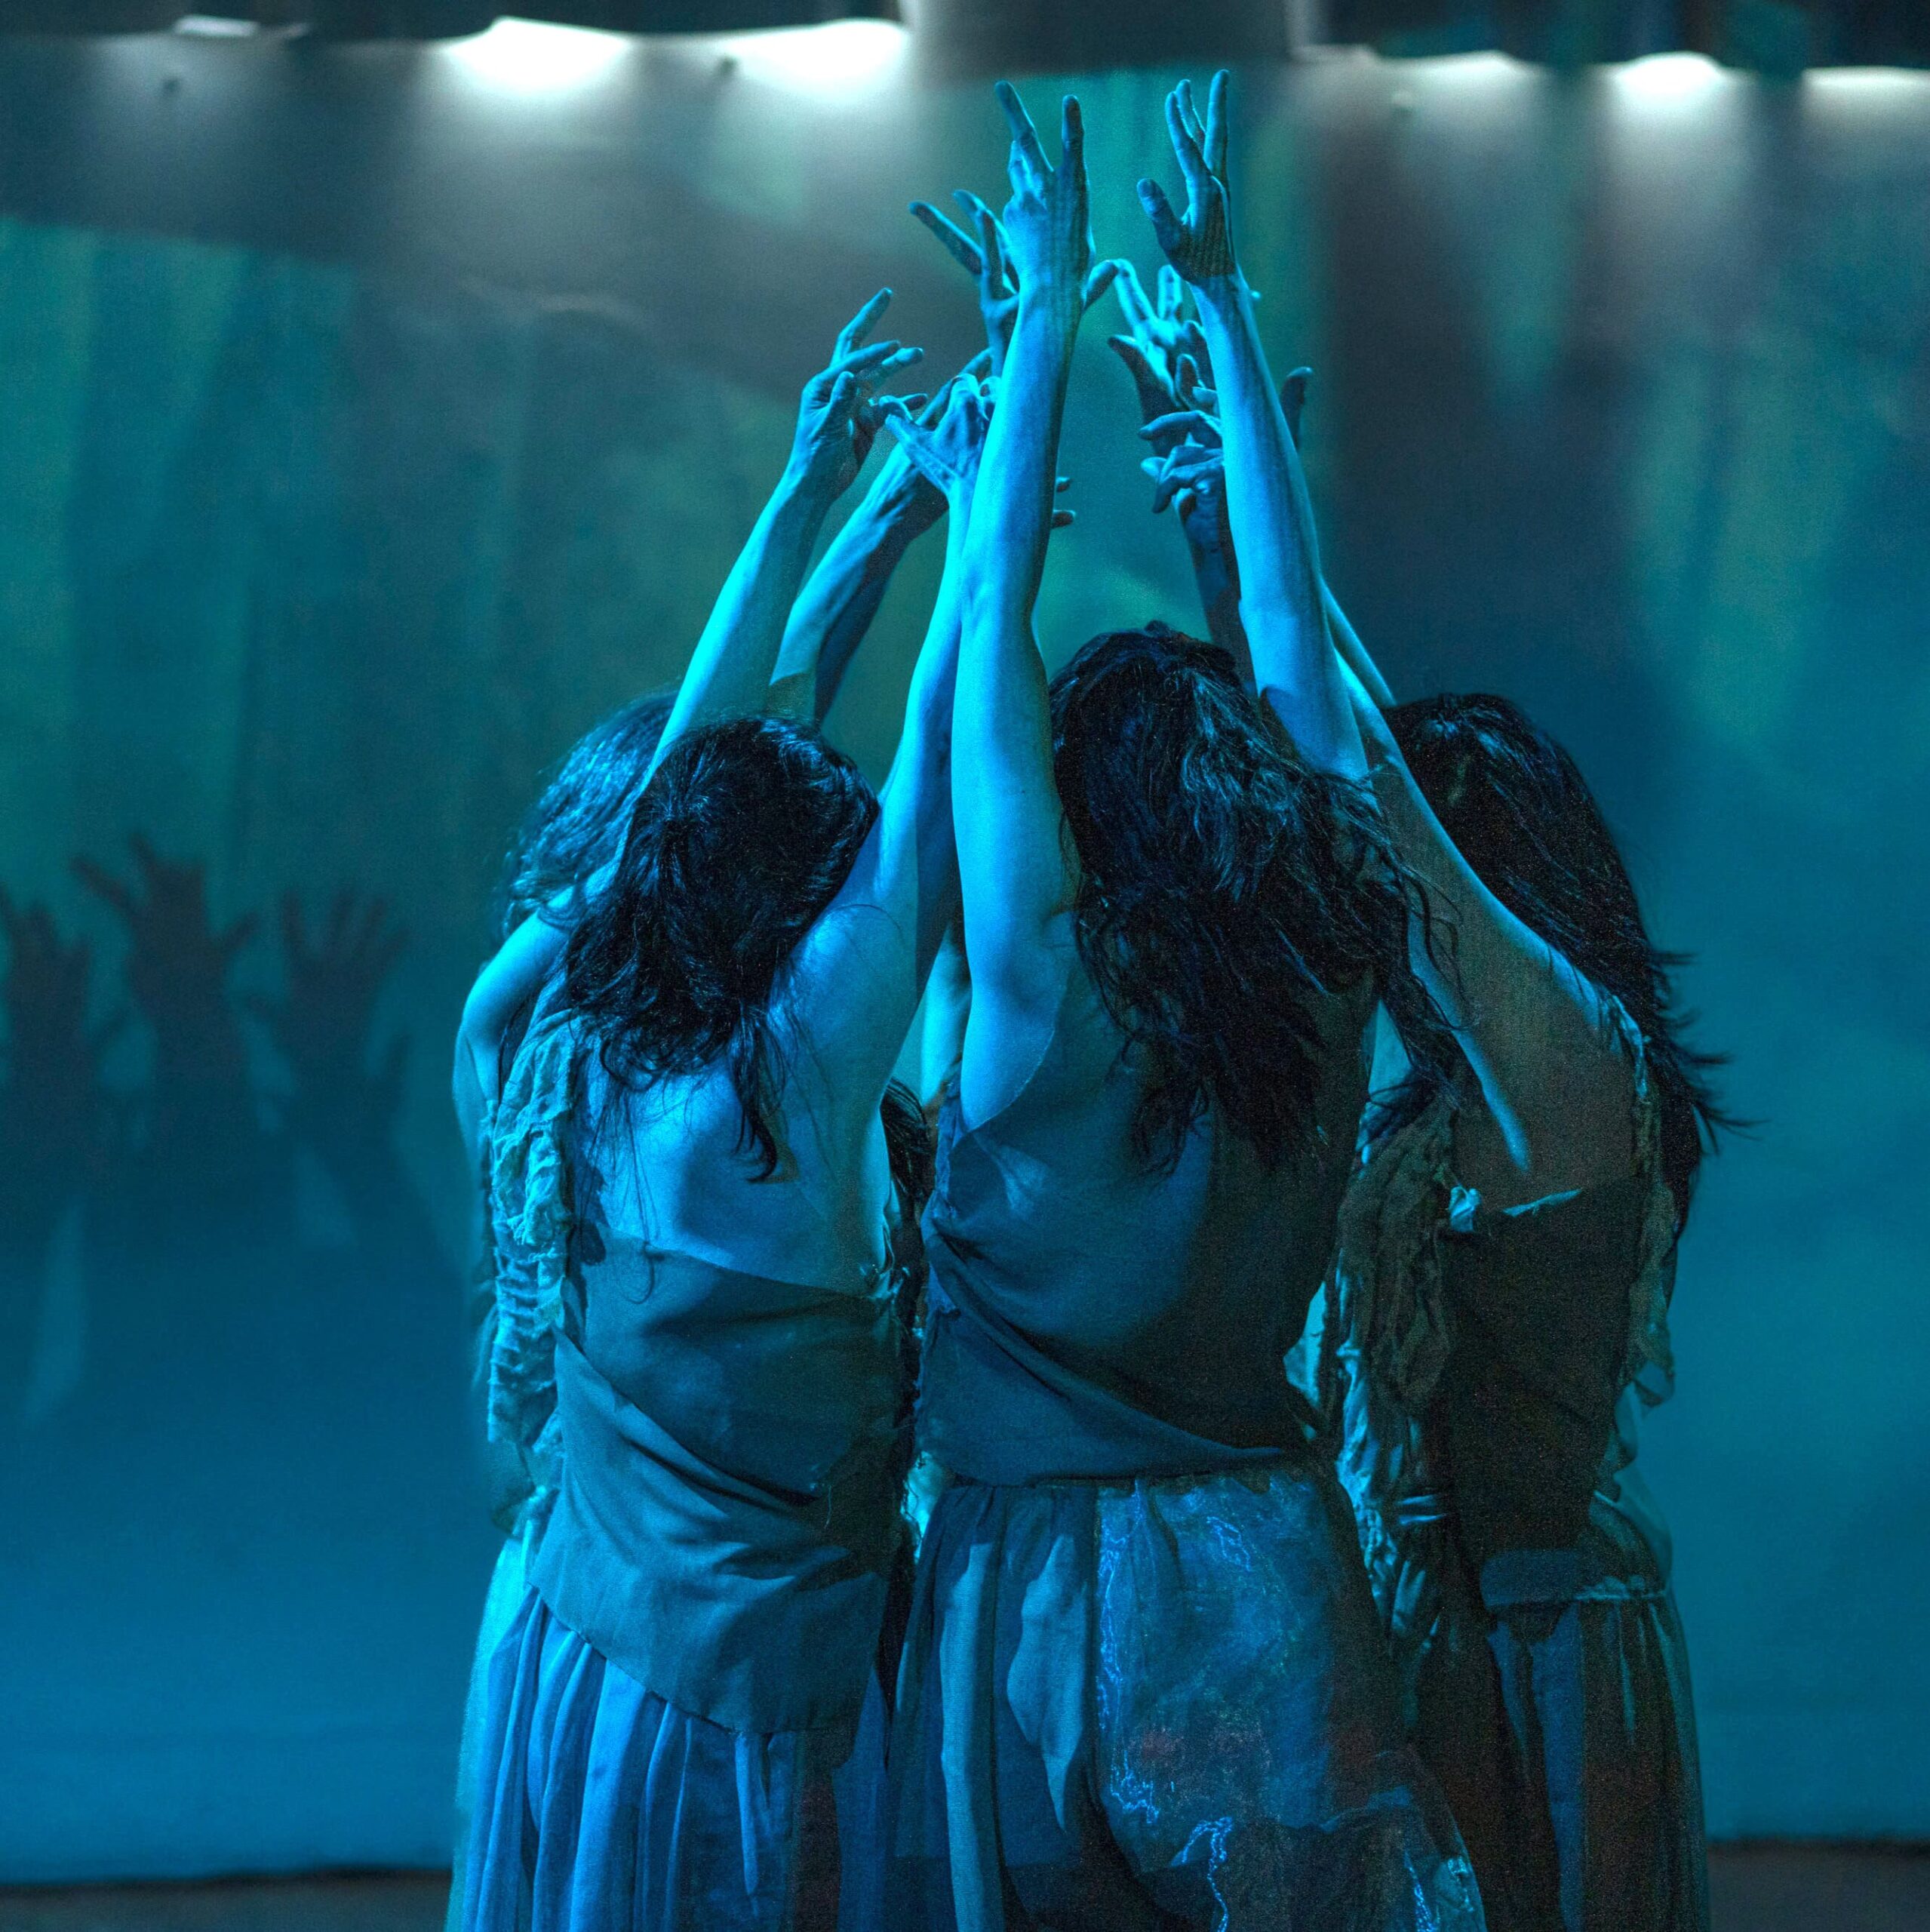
(1, 39, 1925, 1876)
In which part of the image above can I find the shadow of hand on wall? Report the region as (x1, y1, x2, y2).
(252, 889, 444, 1267)
(75, 838, 278, 1246)
(0, 888, 121, 1416)
(0, 841, 456, 1436)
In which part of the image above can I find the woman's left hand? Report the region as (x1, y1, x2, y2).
(911, 190, 1122, 368)
(991, 83, 1099, 322)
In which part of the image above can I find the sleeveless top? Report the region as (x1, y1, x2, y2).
(917, 962, 1375, 1485)
(1322, 999, 1681, 1701)
(486, 985, 911, 1737)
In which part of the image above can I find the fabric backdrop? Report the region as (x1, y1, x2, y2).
(1, 32, 1926, 1878)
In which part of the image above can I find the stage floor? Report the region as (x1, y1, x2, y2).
(4, 1847, 1928, 1930)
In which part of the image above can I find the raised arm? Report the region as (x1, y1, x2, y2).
(453, 300, 920, 1117)
(1136, 360, 1398, 710)
(783, 377, 993, 1111)
(1108, 263, 1246, 660)
(944, 85, 1095, 1128)
(1139, 73, 1363, 777)
(1345, 682, 1633, 1201)
(646, 292, 921, 780)
(911, 192, 1120, 375)
(863, 376, 991, 984)
(767, 358, 993, 723)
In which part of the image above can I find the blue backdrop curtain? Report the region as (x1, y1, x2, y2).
(1, 35, 1927, 1879)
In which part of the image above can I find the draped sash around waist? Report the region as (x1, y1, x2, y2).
(530, 1244, 905, 1737)
(917, 1265, 1312, 1484)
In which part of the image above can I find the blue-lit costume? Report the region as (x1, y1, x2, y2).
(462, 988, 909, 1932)
(1321, 1006, 1708, 1932)
(887, 965, 1486, 1931)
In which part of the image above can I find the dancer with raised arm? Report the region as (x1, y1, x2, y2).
(442, 339, 991, 1931)
(885, 79, 1482, 1931)
(1322, 685, 1723, 1932)
(1123, 111, 1719, 1929)
(458, 294, 979, 1932)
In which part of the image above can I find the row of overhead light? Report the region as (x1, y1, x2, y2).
(170, 13, 908, 91)
(165, 14, 1930, 106)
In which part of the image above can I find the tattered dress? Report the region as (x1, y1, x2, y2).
(1319, 1008, 1709, 1932)
(887, 967, 1486, 1932)
(461, 993, 910, 1932)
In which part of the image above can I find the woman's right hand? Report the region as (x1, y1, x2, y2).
(787, 290, 924, 503)
(1139, 72, 1240, 291)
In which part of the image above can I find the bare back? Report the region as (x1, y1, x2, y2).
(582, 926, 899, 1294)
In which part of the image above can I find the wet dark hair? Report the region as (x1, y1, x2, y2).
(496, 689, 675, 940)
(562, 713, 879, 1179)
(1386, 692, 1729, 1225)
(880, 1075, 934, 1380)
(1050, 624, 1446, 1171)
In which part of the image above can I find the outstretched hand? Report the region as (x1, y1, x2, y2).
(867, 350, 991, 521)
(884, 374, 994, 505)
(790, 290, 926, 502)
(911, 191, 1121, 370)
(74, 835, 255, 1026)
(990, 82, 1097, 319)
(886, 376, 1079, 527)
(1107, 260, 1210, 432)
(1139, 71, 1237, 287)
(257, 890, 410, 1146)
(1139, 367, 1313, 534)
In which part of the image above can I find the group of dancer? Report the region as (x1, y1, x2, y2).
(446, 72, 1724, 1932)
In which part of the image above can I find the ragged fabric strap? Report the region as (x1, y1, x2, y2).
(1335, 994, 1677, 1449)
(484, 1000, 583, 1550)
(1324, 1094, 1457, 1721)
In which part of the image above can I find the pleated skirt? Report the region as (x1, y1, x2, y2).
(462, 1588, 887, 1932)
(449, 1536, 534, 1932)
(887, 1462, 1488, 1932)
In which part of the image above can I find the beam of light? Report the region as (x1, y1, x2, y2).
(1612, 52, 1727, 106)
(1406, 51, 1532, 86)
(1802, 68, 1930, 114)
(173, 13, 258, 32)
(442, 17, 633, 95)
(1390, 51, 1541, 125)
(715, 20, 908, 95)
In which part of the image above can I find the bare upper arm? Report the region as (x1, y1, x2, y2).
(1449, 962, 1639, 1208)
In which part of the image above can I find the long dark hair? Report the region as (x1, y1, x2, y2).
(495, 689, 675, 940)
(1050, 624, 1444, 1171)
(1387, 692, 1729, 1224)
(562, 713, 879, 1179)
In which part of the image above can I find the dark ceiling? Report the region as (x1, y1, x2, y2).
(0, 0, 1923, 78)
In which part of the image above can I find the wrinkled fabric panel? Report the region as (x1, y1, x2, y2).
(889, 1469, 1486, 1932)
(448, 1534, 533, 1932)
(464, 1590, 885, 1932)
(1480, 1495, 1710, 1932)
